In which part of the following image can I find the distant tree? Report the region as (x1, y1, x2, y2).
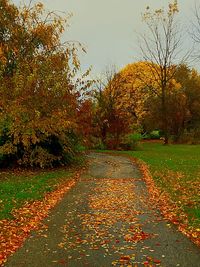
(141, 64, 200, 143)
(174, 65, 200, 133)
(115, 61, 186, 141)
(191, 3, 200, 59)
(141, 81, 189, 142)
(139, 0, 187, 144)
(117, 62, 158, 125)
(94, 67, 131, 149)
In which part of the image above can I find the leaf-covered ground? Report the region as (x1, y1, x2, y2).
(3, 153, 200, 267)
(121, 143, 200, 247)
(0, 168, 82, 266)
(0, 169, 75, 220)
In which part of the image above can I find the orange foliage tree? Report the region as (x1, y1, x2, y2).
(0, 0, 91, 167)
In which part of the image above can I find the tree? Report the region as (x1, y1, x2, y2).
(117, 62, 156, 125)
(191, 3, 200, 60)
(174, 65, 200, 136)
(76, 99, 96, 147)
(110, 61, 184, 140)
(0, 0, 91, 167)
(139, 1, 187, 144)
(93, 67, 132, 149)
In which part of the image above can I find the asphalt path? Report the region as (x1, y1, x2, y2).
(5, 153, 200, 267)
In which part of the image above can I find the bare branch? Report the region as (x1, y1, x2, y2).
(138, 1, 188, 144)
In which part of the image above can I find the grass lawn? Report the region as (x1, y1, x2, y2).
(0, 167, 76, 220)
(101, 143, 200, 226)
(125, 143, 200, 226)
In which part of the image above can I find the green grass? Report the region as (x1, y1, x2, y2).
(124, 143, 200, 175)
(0, 168, 74, 220)
(99, 143, 200, 225)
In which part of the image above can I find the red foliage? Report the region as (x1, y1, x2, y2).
(77, 100, 96, 146)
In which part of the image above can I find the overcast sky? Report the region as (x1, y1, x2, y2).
(12, 0, 197, 76)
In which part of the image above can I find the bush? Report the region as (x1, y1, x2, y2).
(142, 133, 151, 140)
(150, 130, 161, 139)
(130, 133, 143, 142)
(0, 0, 91, 168)
(21, 146, 59, 168)
(106, 138, 120, 150)
(0, 131, 81, 168)
(95, 140, 107, 150)
(89, 137, 107, 150)
(75, 145, 87, 152)
(142, 130, 161, 140)
(119, 133, 142, 151)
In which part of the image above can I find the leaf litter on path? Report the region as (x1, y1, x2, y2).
(0, 177, 77, 266)
(4, 154, 200, 266)
(59, 178, 157, 266)
(136, 158, 200, 248)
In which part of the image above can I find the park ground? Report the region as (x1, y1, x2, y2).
(0, 143, 200, 266)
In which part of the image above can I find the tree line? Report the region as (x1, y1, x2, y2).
(1, 0, 200, 168)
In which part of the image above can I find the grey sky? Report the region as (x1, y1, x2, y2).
(12, 0, 197, 75)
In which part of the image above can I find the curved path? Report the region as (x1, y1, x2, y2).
(5, 153, 200, 267)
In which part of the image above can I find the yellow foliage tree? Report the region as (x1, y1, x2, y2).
(0, 0, 91, 167)
(103, 61, 185, 141)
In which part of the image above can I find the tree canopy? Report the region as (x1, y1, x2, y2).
(0, 0, 91, 167)
(1, 0, 200, 166)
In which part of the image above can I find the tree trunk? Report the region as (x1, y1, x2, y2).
(161, 83, 169, 145)
(101, 125, 107, 145)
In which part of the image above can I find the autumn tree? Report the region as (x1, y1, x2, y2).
(0, 0, 91, 167)
(174, 65, 200, 141)
(141, 83, 188, 141)
(139, 0, 187, 144)
(76, 99, 97, 147)
(138, 63, 200, 143)
(107, 61, 184, 141)
(117, 62, 156, 126)
(93, 67, 132, 149)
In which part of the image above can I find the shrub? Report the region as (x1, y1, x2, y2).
(119, 133, 142, 151)
(106, 138, 120, 150)
(21, 146, 59, 168)
(142, 130, 161, 140)
(142, 133, 151, 140)
(95, 140, 107, 150)
(0, 131, 81, 168)
(88, 137, 107, 150)
(150, 130, 161, 139)
(75, 145, 87, 152)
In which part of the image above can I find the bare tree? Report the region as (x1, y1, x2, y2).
(191, 3, 200, 60)
(139, 1, 188, 144)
